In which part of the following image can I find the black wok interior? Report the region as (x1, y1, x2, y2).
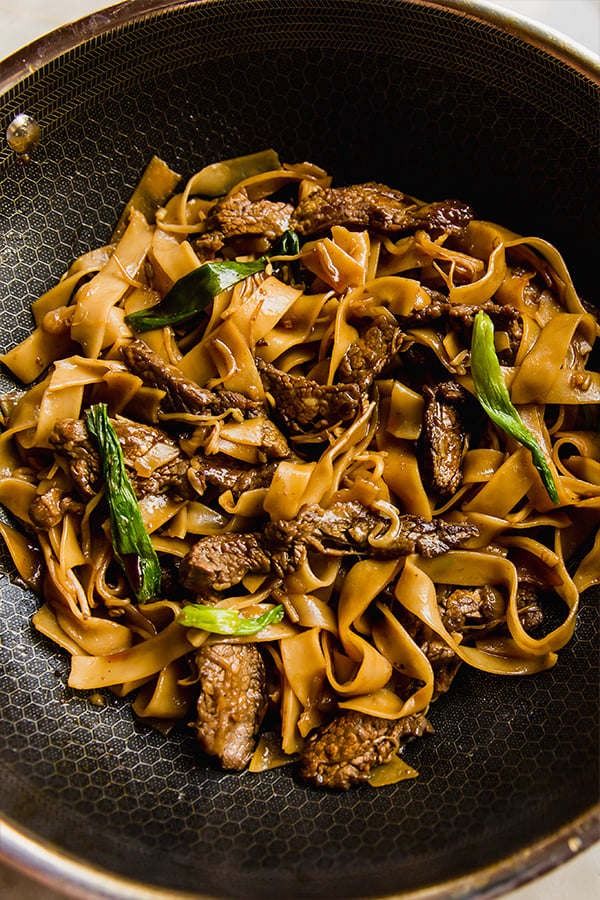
(0, 2, 598, 898)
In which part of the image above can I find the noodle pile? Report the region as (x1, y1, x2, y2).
(0, 150, 598, 787)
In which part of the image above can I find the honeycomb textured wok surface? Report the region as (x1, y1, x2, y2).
(0, 2, 598, 898)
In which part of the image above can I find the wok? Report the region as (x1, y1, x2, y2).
(0, 1, 598, 898)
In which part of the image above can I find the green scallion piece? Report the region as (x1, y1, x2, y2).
(85, 403, 162, 601)
(177, 603, 284, 635)
(470, 311, 559, 505)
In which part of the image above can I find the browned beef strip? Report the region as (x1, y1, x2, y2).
(50, 416, 196, 501)
(291, 182, 473, 237)
(257, 358, 362, 436)
(336, 320, 404, 392)
(192, 231, 225, 263)
(422, 381, 469, 496)
(192, 641, 268, 770)
(189, 457, 280, 497)
(179, 533, 272, 592)
(179, 501, 478, 592)
(28, 486, 84, 530)
(264, 500, 478, 560)
(403, 300, 522, 362)
(50, 419, 102, 499)
(121, 340, 263, 418)
(205, 188, 293, 241)
(298, 710, 433, 789)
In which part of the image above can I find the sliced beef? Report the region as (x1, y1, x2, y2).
(179, 533, 272, 592)
(179, 501, 478, 592)
(402, 300, 522, 363)
(336, 320, 403, 392)
(189, 457, 280, 497)
(205, 188, 293, 242)
(50, 416, 195, 501)
(257, 358, 362, 436)
(121, 340, 263, 418)
(291, 182, 473, 237)
(422, 381, 469, 495)
(515, 583, 545, 631)
(264, 500, 478, 561)
(50, 419, 102, 499)
(298, 710, 433, 789)
(28, 486, 84, 530)
(192, 232, 225, 263)
(192, 641, 268, 770)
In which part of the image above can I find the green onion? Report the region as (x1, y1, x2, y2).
(85, 403, 162, 601)
(125, 229, 300, 333)
(470, 311, 559, 505)
(177, 603, 284, 635)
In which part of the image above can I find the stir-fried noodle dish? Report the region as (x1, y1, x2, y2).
(1, 150, 598, 789)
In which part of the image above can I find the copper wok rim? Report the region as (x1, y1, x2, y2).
(1, 0, 599, 94)
(0, 1, 599, 898)
(1, 809, 598, 900)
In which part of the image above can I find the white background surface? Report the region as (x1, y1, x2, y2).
(0, 1, 599, 898)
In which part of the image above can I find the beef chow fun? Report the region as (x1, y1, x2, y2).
(0, 149, 598, 790)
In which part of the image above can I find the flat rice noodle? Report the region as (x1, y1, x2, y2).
(183, 149, 281, 199)
(280, 627, 330, 736)
(0, 431, 23, 477)
(463, 446, 536, 517)
(286, 593, 338, 632)
(249, 732, 297, 772)
(68, 620, 195, 689)
(90, 371, 144, 415)
(398, 551, 562, 667)
(508, 235, 600, 322)
(0, 520, 43, 588)
(449, 238, 506, 305)
(280, 673, 304, 755)
(303, 238, 366, 292)
(138, 494, 185, 532)
(56, 605, 134, 657)
(326, 290, 359, 384)
(375, 431, 432, 519)
(0, 479, 37, 524)
(149, 229, 201, 286)
(1, 327, 78, 384)
(131, 660, 193, 720)
(553, 431, 600, 465)
(511, 313, 589, 404)
(574, 527, 600, 591)
(371, 602, 434, 716)
(33, 602, 90, 657)
(111, 156, 181, 242)
(462, 449, 506, 483)
(285, 555, 341, 594)
(499, 533, 579, 652)
(58, 512, 85, 572)
(543, 369, 600, 405)
(300, 402, 377, 509)
(71, 210, 153, 358)
(331, 226, 370, 273)
(263, 460, 316, 521)
(259, 290, 334, 365)
(321, 559, 400, 696)
(367, 755, 419, 787)
(383, 380, 424, 441)
(182, 501, 230, 534)
(226, 275, 303, 348)
(219, 488, 267, 518)
(208, 318, 264, 400)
